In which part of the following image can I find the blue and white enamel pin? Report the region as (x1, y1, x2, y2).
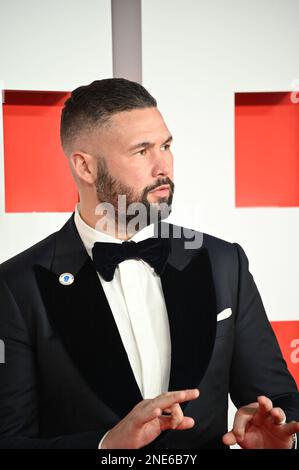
(59, 273, 75, 286)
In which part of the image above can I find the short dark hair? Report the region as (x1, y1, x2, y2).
(60, 78, 157, 152)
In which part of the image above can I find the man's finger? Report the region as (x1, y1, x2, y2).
(175, 416, 195, 430)
(231, 411, 255, 442)
(269, 407, 286, 425)
(256, 396, 273, 416)
(135, 389, 199, 427)
(283, 421, 299, 436)
(168, 403, 184, 429)
(222, 431, 237, 446)
(159, 415, 195, 432)
(160, 403, 184, 429)
(251, 396, 274, 427)
(151, 389, 199, 412)
(141, 406, 162, 424)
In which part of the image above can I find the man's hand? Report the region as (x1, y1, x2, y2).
(223, 395, 299, 449)
(101, 389, 200, 449)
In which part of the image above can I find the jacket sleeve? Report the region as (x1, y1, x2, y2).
(230, 243, 299, 429)
(0, 275, 106, 449)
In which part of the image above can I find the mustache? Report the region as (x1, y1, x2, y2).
(144, 177, 174, 195)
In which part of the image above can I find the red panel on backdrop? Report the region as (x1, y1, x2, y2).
(271, 321, 299, 387)
(3, 90, 78, 212)
(235, 92, 299, 207)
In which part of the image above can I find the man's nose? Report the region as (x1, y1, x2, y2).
(151, 153, 171, 178)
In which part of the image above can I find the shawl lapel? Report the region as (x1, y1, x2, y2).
(34, 216, 142, 419)
(160, 223, 217, 404)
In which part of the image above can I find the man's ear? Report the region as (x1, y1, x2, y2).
(69, 151, 97, 185)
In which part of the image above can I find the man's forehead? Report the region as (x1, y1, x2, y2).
(108, 107, 170, 139)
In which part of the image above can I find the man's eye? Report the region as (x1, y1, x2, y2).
(137, 149, 147, 156)
(161, 143, 171, 151)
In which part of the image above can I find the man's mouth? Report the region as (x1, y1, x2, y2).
(149, 184, 170, 197)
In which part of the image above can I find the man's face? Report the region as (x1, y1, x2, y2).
(94, 107, 174, 221)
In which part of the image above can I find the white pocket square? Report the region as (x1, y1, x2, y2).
(217, 308, 232, 322)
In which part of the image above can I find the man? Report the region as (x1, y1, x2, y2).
(0, 78, 298, 449)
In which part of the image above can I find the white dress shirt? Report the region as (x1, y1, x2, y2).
(74, 207, 171, 447)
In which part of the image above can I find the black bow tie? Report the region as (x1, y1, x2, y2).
(92, 236, 170, 282)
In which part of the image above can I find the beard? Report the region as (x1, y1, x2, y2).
(95, 157, 174, 231)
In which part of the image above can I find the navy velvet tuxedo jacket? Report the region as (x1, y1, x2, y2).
(0, 215, 298, 449)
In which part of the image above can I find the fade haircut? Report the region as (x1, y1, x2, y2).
(60, 78, 157, 152)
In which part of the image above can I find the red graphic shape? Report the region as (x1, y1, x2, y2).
(235, 92, 299, 207)
(271, 321, 299, 387)
(3, 90, 78, 212)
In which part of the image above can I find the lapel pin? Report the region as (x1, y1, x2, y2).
(59, 273, 74, 286)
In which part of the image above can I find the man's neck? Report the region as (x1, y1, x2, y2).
(77, 203, 144, 241)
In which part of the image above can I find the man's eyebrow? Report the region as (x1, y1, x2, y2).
(128, 135, 173, 152)
(162, 135, 173, 145)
